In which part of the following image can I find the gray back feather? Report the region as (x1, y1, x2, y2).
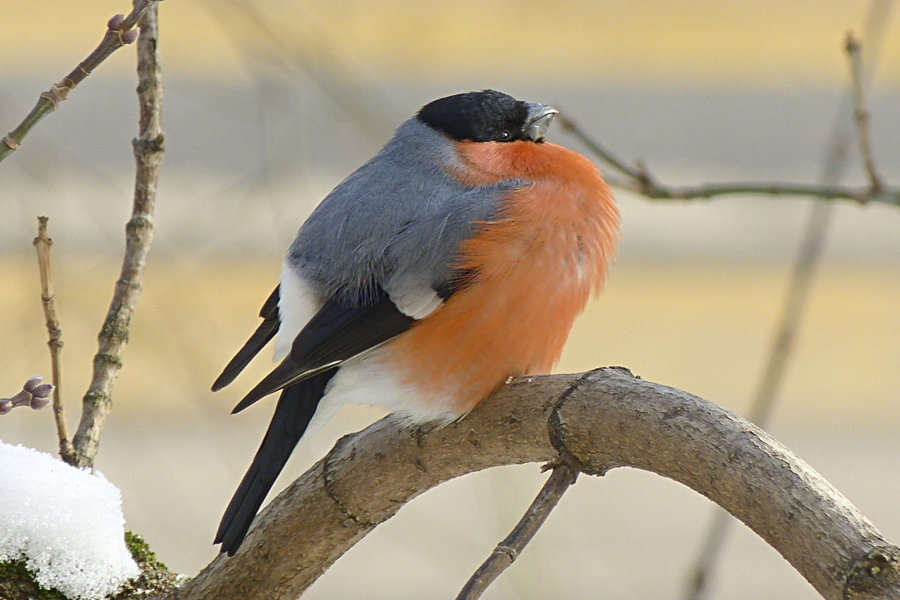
(287, 118, 527, 305)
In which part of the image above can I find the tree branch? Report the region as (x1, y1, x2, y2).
(0, 377, 53, 415)
(177, 368, 900, 600)
(456, 456, 579, 600)
(556, 28, 896, 210)
(683, 18, 891, 598)
(32, 216, 75, 463)
(71, 1, 165, 469)
(557, 113, 900, 208)
(845, 31, 883, 194)
(0, 1, 159, 164)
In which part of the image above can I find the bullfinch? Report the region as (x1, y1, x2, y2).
(212, 89, 620, 555)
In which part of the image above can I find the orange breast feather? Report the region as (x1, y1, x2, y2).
(385, 140, 620, 414)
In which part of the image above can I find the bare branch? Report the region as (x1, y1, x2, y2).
(556, 112, 648, 183)
(684, 199, 839, 600)
(683, 11, 894, 597)
(32, 217, 75, 464)
(0, 377, 53, 415)
(557, 116, 900, 208)
(845, 32, 883, 194)
(71, 1, 165, 469)
(457, 457, 579, 600)
(0, 1, 160, 164)
(177, 369, 900, 600)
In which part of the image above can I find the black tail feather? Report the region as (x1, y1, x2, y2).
(212, 287, 280, 392)
(214, 370, 333, 555)
(212, 317, 279, 392)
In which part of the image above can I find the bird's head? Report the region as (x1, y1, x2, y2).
(417, 90, 558, 144)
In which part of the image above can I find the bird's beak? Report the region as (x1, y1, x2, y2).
(524, 103, 559, 142)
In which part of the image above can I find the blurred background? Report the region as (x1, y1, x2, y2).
(1, 1, 899, 598)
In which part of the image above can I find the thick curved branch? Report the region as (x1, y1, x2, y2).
(683, 21, 891, 599)
(178, 368, 900, 600)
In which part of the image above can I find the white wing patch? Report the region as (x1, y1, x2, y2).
(274, 261, 323, 362)
(384, 276, 444, 319)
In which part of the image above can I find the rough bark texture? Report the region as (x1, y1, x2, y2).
(71, 1, 164, 468)
(178, 368, 900, 600)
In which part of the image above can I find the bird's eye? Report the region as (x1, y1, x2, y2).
(499, 130, 511, 140)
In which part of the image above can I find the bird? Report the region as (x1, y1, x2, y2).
(212, 89, 620, 555)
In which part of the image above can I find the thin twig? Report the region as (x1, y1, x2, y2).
(456, 458, 580, 600)
(0, 1, 158, 164)
(617, 177, 896, 204)
(32, 216, 75, 464)
(845, 32, 884, 194)
(682, 6, 892, 598)
(0, 377, 53, 415)
(557, 119, 900, 208)
(70, 1, 165, 469)
(557, 112, 650, 184)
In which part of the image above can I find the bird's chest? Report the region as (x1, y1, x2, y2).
(471, 182, 608, 294)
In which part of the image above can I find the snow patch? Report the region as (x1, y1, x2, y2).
(0, 441, 139, 599)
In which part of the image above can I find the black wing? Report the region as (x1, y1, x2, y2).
(211, 287, 280, 392)
(215, 286, 416, 555)
(231, 288, 415, 414)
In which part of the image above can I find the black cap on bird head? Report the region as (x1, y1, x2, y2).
(417, 90, 558, 144)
